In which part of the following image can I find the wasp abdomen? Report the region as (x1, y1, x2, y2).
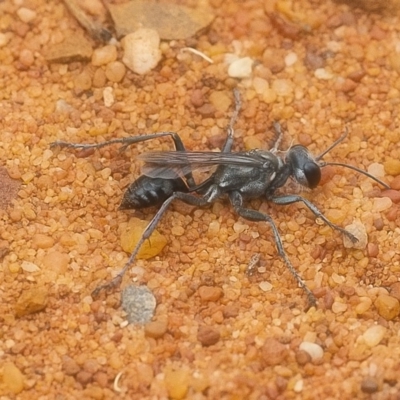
(119, 175, 188, 210)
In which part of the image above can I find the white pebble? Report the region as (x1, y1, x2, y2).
(299, 341, 324, 361)
(367, 163, 385, 178)
(227, 57, 254, 78)
(373, 196, 392, 212)
(363, 325, 386, 347)
(103, 87, 114, 107)
(252, 77, 269, 94)
(343, 220, 368, 249)
(5, 339, 15, 349)
(55, 99, 74, 113)
(284, 52, 298, 67)
(208, 220, 220, 236)
(233, 222, 248, 233)
(272, 79, 293, 96)
(21, 261, 40, 272)
(314, 68, 334, 80)
(17, 7, 37, 23)
(122, 28, 161, 75)
(82, 295, 93, 304)
(259, 281, 273, 292)
(331, 272, 345, 284)
(131, 265, 146, 279)
(332, 301, 348, 313)
(293, 379, 304, 393)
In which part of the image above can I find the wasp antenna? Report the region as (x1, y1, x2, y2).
(230, 88, 242, 125)
(320, 161, 390, 189)
(270, 121, 284, 153)
(315, 127, 349, 161)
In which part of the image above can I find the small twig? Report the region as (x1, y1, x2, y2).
(180, 47, 213, 63)
(113, 370, 124, 393)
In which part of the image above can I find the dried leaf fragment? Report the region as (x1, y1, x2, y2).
(62, 0, 111, 41)
(108, 0, 215, 40)
(44, 32, 93, 63)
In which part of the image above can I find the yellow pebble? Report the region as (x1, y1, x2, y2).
(120, 217, 167, 259)
(384, 159, 400, 176)
(3, 362, 24, 394)
(375, 294, 400, 320)
(164, 367, 190, 400)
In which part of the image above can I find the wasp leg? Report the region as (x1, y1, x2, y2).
(229, 191, 317, 308)
(92, 191, 210, 297)
(220, 88, 242, 153)
(51, 131, 181, 151)
(51, 131, 198, 189)
(271, 195, 358, 243)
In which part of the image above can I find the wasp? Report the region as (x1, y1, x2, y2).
(52, 90, 389, 307)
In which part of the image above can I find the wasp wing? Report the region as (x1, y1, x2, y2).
(138, 151, 266, 179)
(141, 163, 197, 179)
(138, 151, 267, 167)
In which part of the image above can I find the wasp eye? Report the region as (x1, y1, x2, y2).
(286, 145, 321, 188)
(303, 162, 321, 189)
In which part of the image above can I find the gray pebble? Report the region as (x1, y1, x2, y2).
(121, 285, 156, 324)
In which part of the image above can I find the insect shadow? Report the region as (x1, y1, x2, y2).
(51, 90, 389, 307)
